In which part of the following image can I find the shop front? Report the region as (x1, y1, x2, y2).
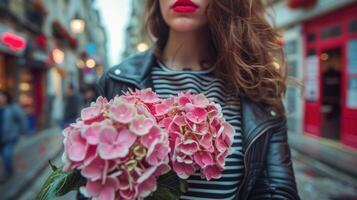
(0, 24, 49, 132)
(303, 3, 357, 149)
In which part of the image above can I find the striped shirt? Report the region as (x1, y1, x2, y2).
(152, 61, 244, 200)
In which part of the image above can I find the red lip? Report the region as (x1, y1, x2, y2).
(172, 0, 198, 13)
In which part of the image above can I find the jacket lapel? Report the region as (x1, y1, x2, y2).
(107, 49, 155, 89)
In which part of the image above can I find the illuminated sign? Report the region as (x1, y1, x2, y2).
(0, 32, 27, 51)
(52, 48, 64, 64)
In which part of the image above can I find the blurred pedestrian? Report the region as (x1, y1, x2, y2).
(0, 90, 27, 183)
(62, 83, 82, 128)
(82, 85, 97, 107)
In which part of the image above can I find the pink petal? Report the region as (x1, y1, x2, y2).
(86, 178, 119, 200)
(109, 103, 135, 124)
(216, 150, 229, 168)
(209, 118, 221, 136)
(178, 139, 199, 155)
(222, 122, 235, 146)
(62, 126, 74, 137)
(138, 175, 157, 198)
(202, 165, 222, 181)
(136, 103, 154, 118)
(120, 187, 138, 200)
(83, 145, 98, 166)
(176, 154, 193, 164)
(82, 124, 102, 145)
(146, 141, 169, 166)
(66, 131, 88, 162)
(130, 116, 154, 136)
(215, 137, 228, 152)
(207, 104, 219, 118)
(193, 94, 209, 108)
(200, 133, 214, 152)
(118, 170, 130, 190)
(172, 161, 196, 179)
(137, 165, 157, 184)
(98, 186, 116, 200)
(193, 151, 213, 168)
(154, 163, 171, 176)
(96, 96, 108, 105)
(186, 107, 207, 124)
(116, 129, 137, 146)
(193, 123, 209, 136)
(81, 104, 102, 121)
(86, 180, 102, 196)
(81, 158, 106, 181)
(140, 126, 163, 148)
(117, 95, 136, 105)
(139, 88, 160, 103)
(98, 129, 136, 159)
(98, 127, 117, 145)
(178, 92, 192, 106)
(154, 103, 169, 116)
(173, 115, 186, 126)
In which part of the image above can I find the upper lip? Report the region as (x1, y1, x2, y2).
(172, 0, 198, 8)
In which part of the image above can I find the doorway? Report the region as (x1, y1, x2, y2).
(321, 48, 342, 140)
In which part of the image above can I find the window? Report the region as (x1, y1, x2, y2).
(287, 60, 298, 77)
(307, 33, 316, 42)
(285, 40, 298, 55)
(347, 40, 357, 108)
(321, 25, 341, 39)
(349, 19, 357, 33)
(305, 50, 319, 102)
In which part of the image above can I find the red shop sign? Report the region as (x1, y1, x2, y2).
(289, 0, 317, 9)
(1, 32, 27, 51)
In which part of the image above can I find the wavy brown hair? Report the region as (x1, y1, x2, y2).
(145, 0, 287, 115)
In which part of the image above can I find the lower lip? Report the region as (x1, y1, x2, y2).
(173, 6, 197, 13)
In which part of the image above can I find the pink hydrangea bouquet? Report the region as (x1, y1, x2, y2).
(38, 89, 235, 200)
(153, 91, 235, 180)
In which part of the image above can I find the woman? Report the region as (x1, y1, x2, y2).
(0, 90, 27, 183)
(97, 0, 300, 199)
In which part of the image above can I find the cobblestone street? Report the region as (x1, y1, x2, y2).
(14, 147, 357, 200)
(292, 150, 357, 200)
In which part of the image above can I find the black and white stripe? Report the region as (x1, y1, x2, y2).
(152, 62, 244, 200)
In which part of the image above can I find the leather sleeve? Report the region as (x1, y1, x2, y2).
(249, 117, 300, 200)
(95, 71, 136, 99)
(96, 72, 108, 97)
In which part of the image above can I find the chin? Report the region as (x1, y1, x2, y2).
(170, 19, 206, 32)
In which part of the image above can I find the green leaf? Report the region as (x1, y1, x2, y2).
(48, 160, 58, 172)
(148, 187, 178, 200)
(145, 171, 188, 199)
(37, 165, 85, 200)
(55, 170, 86, 196)
(179, 179, 188, 193)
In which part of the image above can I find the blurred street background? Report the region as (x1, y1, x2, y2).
(0, 0, 356, 199)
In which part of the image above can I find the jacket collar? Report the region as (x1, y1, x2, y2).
(108, 49, 279, 148)
(108, 49, 155, 89)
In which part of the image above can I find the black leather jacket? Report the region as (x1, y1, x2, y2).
(96, 50, 300, 200)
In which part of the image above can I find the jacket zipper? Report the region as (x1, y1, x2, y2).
(236, 124, 274, 200)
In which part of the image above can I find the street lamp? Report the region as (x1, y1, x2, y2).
(137, 42, 149, 52)
(52, 48, 64, 64)
(76, 59, 85, 69)
(86, 58, 96, 68)
(70, 17, 85, 34)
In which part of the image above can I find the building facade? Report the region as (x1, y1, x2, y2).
(0, 0, 108, 132)
(122, 0, 149, 58)
(270, 0, 357, 149)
